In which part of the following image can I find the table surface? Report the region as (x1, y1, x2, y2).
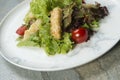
(0, 0, 120, 80)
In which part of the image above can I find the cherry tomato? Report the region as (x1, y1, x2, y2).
(72, 27, 88, 43)
(16, 25, 27, 36)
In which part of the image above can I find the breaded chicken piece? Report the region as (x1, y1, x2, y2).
(23, 19, 42, 40)
(50, 7, 63, 39)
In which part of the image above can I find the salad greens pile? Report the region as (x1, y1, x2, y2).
(16, 0, 109, 55)
(17, 0, 82, 55)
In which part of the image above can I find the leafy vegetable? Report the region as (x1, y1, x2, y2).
(24, 11, 35, 24)
(17, 40, 39, 47)
(17, 32, 40, 47)
(60, 33, 73, 53)
(30, 0, 82, 23)
(63, 3, 76, 28)
(39, 23, 73, 55)
(17, 0, 109, 55)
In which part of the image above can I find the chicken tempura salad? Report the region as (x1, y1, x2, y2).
(16, 0, 109, 55)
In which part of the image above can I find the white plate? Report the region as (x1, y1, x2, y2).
(0, 0, 120, 71)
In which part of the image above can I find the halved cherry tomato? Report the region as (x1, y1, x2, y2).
(72, 27, 88, 43)
(16, 25, 27, 36)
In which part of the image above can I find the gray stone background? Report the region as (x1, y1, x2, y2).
(0, 0, 120, 80)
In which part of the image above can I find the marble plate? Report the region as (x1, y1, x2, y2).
(0, 0, 120, 71)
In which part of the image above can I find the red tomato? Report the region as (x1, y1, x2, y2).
(16, 25, 27, 36)
(72, 27, 88, 43)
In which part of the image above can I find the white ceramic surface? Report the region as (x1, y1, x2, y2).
(0, 0, 120, 71)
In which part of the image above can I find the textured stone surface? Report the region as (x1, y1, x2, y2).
(0, 0, 120, 80)
(76, 42, 120, 80)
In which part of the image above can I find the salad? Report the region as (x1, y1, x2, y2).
(16, 0, 109, 55)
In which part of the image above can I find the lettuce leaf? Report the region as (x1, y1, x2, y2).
(17, 32, 40, 47)
(39, 23, 73, 55)
(60, 33, 73, 54)
(63, 3, 76, 28)
(43, 33, 73, 55)
(17, 40, 39, 47)
(30, 0, 82, 22)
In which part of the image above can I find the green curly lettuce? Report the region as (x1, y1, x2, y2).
(18, 0, 82, 55)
